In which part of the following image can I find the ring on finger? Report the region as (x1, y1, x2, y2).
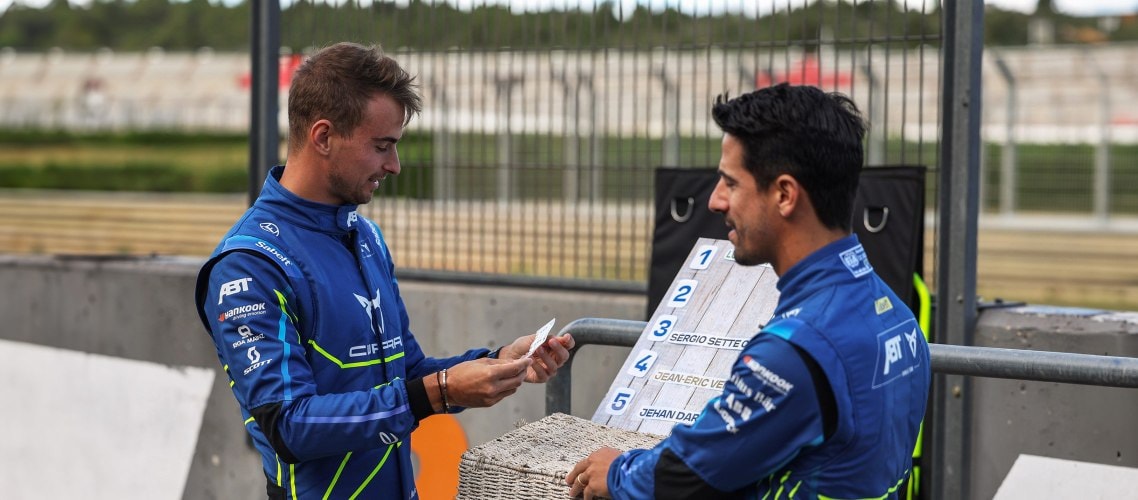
(576, 476, 586, 486)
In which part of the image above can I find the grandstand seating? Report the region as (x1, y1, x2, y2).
(0, 45, 1135, 143)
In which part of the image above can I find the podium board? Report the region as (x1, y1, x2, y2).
(593, 238, 781, 435)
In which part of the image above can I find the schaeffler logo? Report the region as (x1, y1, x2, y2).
(218, 277, 253, 305)
(259, 222, 280, 236)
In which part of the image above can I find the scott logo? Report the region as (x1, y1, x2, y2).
(242, 346, 272, 375)
(218, 277, 253, 305)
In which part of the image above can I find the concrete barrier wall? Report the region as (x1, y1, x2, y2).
(0, 254, 641, 499)
(971, 305, 1138, 499)
(4, 254, 1137, 498)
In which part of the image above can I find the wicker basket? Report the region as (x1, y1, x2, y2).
(456, 413, 664, 499)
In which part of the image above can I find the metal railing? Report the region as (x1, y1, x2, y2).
(547, 318, 1138, 416)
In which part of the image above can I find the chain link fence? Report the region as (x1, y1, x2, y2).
(287, 0, 948, 287)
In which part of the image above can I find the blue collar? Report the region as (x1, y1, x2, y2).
(255, 165, 362, 235)
(776, 234, 871, 293)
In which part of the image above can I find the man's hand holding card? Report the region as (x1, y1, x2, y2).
(499, 318, 576, 383)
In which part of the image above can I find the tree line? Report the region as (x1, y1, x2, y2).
(1, 0, 1135, 52)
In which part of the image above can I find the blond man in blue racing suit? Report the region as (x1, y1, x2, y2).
(195, 42, 574, 499)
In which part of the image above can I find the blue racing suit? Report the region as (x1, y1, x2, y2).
(608, 235, 931, 499)
(194, 166, 491, 499)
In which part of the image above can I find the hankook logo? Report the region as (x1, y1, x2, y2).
(259, 222, 280, 236)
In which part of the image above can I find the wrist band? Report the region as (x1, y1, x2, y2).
(439, 368, 451, 414)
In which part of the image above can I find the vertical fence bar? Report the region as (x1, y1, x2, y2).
(993, 54, 1017, 216)
(932, 0, 984, 499)
(1090, 52, 1112, 224)
(249, 0, 280, 207)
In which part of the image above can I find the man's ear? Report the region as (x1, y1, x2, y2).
(310, 119, 333, 156)
(773, 174, 801, 218)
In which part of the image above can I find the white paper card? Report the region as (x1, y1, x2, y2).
(524, 318, 556, 358)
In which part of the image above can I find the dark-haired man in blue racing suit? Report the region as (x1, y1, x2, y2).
(195, 42, 573, 500)
(569, 84, 930, 499)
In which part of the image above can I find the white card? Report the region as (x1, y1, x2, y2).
(524, 318, 556, 358)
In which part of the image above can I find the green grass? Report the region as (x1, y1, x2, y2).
(2, 129, 1136, 215)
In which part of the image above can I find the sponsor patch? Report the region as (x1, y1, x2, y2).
(242, 346, 272, 375)
(217, 277, 253, 305)
(259, 222, 280, 236)
(230, 324, 266, 349)
(255, 241, 292, 266)
(741, 355, 795, 395)
(219, 302, 268, 322)
(839, 245, 873, 278)
(872, 318, 922, 388)
(875, 296, 893, 314)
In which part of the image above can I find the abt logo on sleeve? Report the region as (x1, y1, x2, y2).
(218, 277, 253, 305)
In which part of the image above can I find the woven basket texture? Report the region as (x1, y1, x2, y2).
(456, 413, 664, 499)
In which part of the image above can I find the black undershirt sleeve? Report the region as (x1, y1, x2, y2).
(653, 447, 747, 500)
(249, 402, 302, 464)
(406, 377, 436, 421)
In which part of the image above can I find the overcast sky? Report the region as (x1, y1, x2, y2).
(1, 0, 1135, 18)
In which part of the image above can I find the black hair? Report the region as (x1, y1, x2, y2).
(712, 83, 866, 231)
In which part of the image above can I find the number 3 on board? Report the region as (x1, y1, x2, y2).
(689, 244, 717, 270)
(667, 279, 698, 308)
(651, 314, 677, 340)
(606, 388, 635, 416)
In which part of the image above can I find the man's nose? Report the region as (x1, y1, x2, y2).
(708, 178, 727, 213)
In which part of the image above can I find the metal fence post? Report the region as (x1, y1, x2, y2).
(993, 54, 1018, 216)
(546, 318, 643, 416)
(859, 55, 886, 167)
(932, 0, 984, 499)
(249, 0, 279, 207)
(1089, 51, 1112, 224)
(496, 75, 522, 205)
